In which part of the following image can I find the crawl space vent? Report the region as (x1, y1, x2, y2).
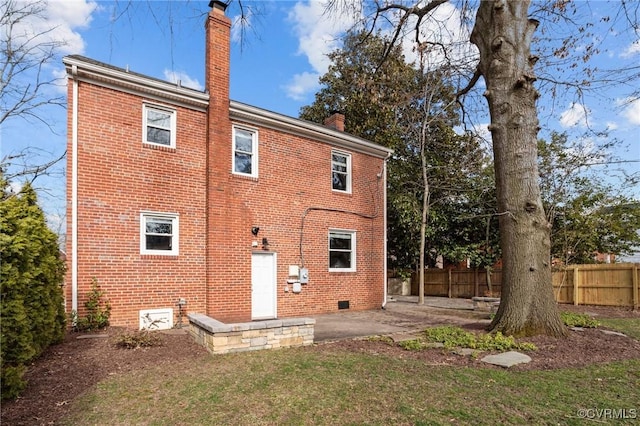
(338, 300, 350, 310)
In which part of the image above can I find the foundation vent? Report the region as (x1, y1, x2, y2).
(338, 300, 350, 310)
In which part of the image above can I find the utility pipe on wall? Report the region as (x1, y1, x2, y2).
(71, 65, 79, 312)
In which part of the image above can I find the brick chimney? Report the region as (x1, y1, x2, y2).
(205, 1, 231, 112)
(324, 111, 345, 132)
(205, 0, 232, 177)
(205, 1, 233, 318)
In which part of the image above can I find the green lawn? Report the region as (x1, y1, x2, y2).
(599, 318, 640, 340)
(63, 346, 639, 426)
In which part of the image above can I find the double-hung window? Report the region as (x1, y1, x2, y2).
(232, 126, 258, 177)
(140, 212, 179, 256)
(331, 150, 351, 193)
(329, 230, 356, 272)
(143, 104, 176, 148)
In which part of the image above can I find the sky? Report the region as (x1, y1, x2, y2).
(1, 0, 639, 245)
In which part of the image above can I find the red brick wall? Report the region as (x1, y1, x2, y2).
(205, 124, 385, 322)
(203, 6, 385, 322)
(67, 82, 208, 328)
(66, 6, 386, 327)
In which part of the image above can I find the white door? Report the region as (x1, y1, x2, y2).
(251, 252, 277, 320)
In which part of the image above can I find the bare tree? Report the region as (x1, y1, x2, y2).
(324, 0, 638, 336)
(1, 0, 67, 180)
(407, 62, 461, 305)
(469, 0, 566, 336)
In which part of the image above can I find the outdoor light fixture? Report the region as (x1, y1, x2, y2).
(262, 237, 269, 250)
(251, 226, 260, 236)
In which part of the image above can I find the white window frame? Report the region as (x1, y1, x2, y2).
(140, 212, 179, 256)
(232, 125, 259, 177)
(331, 150, 352, 193)
(143, 104, 176, 148)
(328, 229, 356, 272)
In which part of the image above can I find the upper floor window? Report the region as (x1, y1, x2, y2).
(140, 212, 179, 256)
(143, 104, 176, 148)
(233, 126, 258, 177)
(332, 150, 351, 193)
(329, 229, 356, 272)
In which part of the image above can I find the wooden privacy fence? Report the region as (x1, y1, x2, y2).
(408, 263, 639, 309)
(553, 263, 639, 309)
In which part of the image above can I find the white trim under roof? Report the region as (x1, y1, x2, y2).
(63, 55, 209, 112)
(230, 101, 394, 159)
(62, 55, 394, 158)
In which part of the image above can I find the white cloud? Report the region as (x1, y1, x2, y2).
(47, 0, 96, 29)
(559, 102, 590, 128)
(51, 67, 69, 93)
(46, 211, 66, 236)
(621, 39, 640, 59)
(9, 1, 98, 93)
(18, 0, 98, 55)
(400, 2, 477, 70)
(163, 70, 203, 91)
(605, 121, 619, 131)
(284, 1, 476, 100)
(230, 7, 254, 43)
(283, 72, 321, 102)
(619, 98, 640, 125)
(285, 0, 357, 100)
(477, 122, 492, 142)
(8, 181, 24, 195)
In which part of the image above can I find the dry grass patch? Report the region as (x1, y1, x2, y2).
(62, 345, 640, 425)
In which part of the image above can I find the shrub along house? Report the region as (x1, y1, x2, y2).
(64, 1, 392, 329)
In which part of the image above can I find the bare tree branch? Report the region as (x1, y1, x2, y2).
(1, 0, 67, 127)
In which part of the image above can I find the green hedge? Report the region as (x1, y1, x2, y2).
(1, 179, 66, 399)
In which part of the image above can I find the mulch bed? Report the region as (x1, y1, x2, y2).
(2, 304, 639, 425)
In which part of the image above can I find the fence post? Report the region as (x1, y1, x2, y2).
(473, 268, 479, 297)
(573, 266, 580, 306)
(447, 268, 452, 299)
(633, 264, 638, 311)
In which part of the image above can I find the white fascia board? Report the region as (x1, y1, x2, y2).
(63, 56, 209, 112)
(229, 101, 394, 159)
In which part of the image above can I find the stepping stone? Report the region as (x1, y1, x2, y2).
(391, 333, 423, 343)
(600, 330, 627, 337)
(453, 348, 476, 356)
(76, 334, 109, 339)
(161, 328, 188, 335)
(481, 351, 531, 367)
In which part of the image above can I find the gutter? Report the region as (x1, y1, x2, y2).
(62, 56, 209, 111)
(71, 65, 79, 313)
(382, 153, 390, 309)
(229, 100, 393, 159)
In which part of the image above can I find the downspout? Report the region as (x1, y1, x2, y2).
(71, 65, 79, 312)
(382, 153, 390, 309)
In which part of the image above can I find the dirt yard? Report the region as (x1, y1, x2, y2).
(2, 303, 639, 425)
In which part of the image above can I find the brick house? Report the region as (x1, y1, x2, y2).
(63, 1, 392, 329)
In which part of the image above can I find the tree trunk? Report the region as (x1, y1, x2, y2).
(485, 217, 493, 295)
(418, 129, 430, 306)
(470, 0, 566, 337)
